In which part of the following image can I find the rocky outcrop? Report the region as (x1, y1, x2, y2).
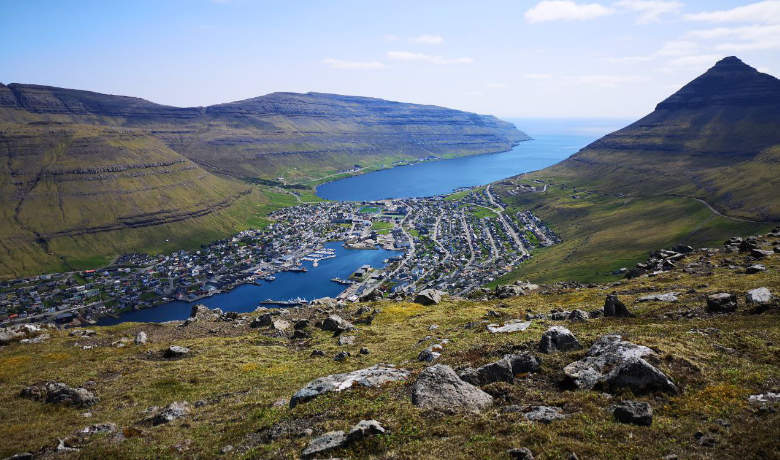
(414, 289, 445, 306)
(706, 293, 738, 313)
(411, 364, 493, 412)
(612, 400, 653, 426)
(290, 365, 409, 408)
(301, 420, 385, 458)
(538, 326, 582, 353)
(604, 295, 633, 317)
(20, 381, 98, 407)
(486, 320, 531, 333)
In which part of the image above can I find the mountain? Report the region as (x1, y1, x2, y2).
(495, 56, 780, 282)
(0, 85, 526, 278)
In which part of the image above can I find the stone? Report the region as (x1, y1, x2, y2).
(746, 287, 772, 305)
(190, 304, 220, 321)
(301, 431, 346, 458)
(338, 335, 355, 346)
(251, 313, 273, 328)
(20, 381, 98, 407)
(751, 248, 773, 259)
(706, 293, 738, 313)
(604, 294, 633, 317)
(291, 329, 310, 339)
(486, 320, 531, 333)
(164, 345, 190, 358)
(79, 422, 117, 435)
(746, 264, 766, 274)
(748, 392, 780, 405)
(411, 364, 493, 413)
(294, 319, 310, 329)
(310, 349, 325, 357)
(345, 419, 385, 442)
(290, 365, 410, 408)
(523, 405, 568, 423)
(563, 335, 678, 395)
(333, 351, 350, 362)
(568, 309, 589, 321)
(637, 292, 679, 302)
(414, 289, 444, 305)
(538, 326, 582, 353)
(418, 343, 443, 362)
(360, 347, 370, 355)
(134, 331, 148, 345)
(613, 400, 653, 426)
(149, 401, 191, 425)
(507, 447, 535, 460)
(458, 358, 513, 386)
(320, 315, 354, 333)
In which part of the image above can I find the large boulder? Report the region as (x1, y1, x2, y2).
(604, 295, 633, 317)
(637, 292, 679, 303)
(459, 353, 540, 386)
(486, 320, 531, 333)
(411, 364, 493, 412)
(746, 287, 772, 306)
(563, 335, 677, 395)
(319, 315, 354, 333)
(20, 381, 98, 407)
(189, 304, 221, 321)
(414, 289, 444, 305)
(290, 365, 409, 408)
(538, 326, 582, 353)
(613, 400, 653, 426)
(301, 420, 385, 458)
(164, 345, 190, 358)
(250, 313, 274, 328)
(706, 293, 737, 313)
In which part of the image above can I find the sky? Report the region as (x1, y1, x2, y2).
(1, 1, 779, 118)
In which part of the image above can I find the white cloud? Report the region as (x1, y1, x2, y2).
(615, 0, 682, 23)
(687, 24, 780, 51)
(567, 74, 645, 87)
(685, 1, 780, 24)
(486, 82, 508, 89)
(321, 58, 386, 70)
(666, 54, 723, 67)
(656, 40, 699, 56)
(525, 1, 614, 23)
(386, 51, 473, 65)
(522, 73, 553, 79)
(410, 34, 444, 45)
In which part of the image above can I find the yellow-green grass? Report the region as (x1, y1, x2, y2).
(0, 247, 777, 458)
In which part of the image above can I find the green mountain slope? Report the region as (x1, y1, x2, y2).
(496, 56, 780, 283)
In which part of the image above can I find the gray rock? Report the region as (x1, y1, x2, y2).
(523, 405, 568, 423)
(149, 401, 191, 425)
(310, 349, 325, 357)
(637, 292, 679, 302)
(751, 248, 773, 259)
(411, 364, 493, 412)
(301, 430, 346, 458)
(746, 287, 772, 305)
(79, 422, 117, 435)
(507, 447, 535, 460)
(505, 352, 542, 375)
(338, 335, 356, 346)
(486, 320, 531, 333)
(459, 353, 540, 386)
(3, 453, 33, 460)
(418, 343, 444, 362)
(604, 295, 633, 317)
(250, 313, 273, 328)
(164, 345, 190, 358)
(360, 347, 370, 355)
(271, 319, 291, 332)
(706, 293, 738, 313)
(20, 381, 98, 407)
(290, 365, 410, 408)
(320, 315, 354, 333)
(346, 419, 385, 442)
(134, 331, 147, 345)
(538, 326, 582, 353)
(563, 335, 677, 395)
(190, 304, 220, 321)
(333, 351, 350, 362)
(613, 400, 652, 426)
(568, 309, 589, 321)
(746, 264, 766, 274)
(414, 289, 444, 305)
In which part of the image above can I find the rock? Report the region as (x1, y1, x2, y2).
(746, 287, 773, 305)
(291, 329, 310, 339)
(346, 419, 385, 442)
(746, 264, 766, 274)
(294, 319, 310, 329)
(563, 335, 678, 395)
(637, 292, 679, 302)
(458, 359, 513, 386)
(604, 295, 633, 317)
(486, 320, 531, 333)
(190, 304, 220, 321)
(0, 324, 47, 345)
(568, 309, 589, 321)
(20, 381, 98, 407)
(134, 331, 148, 345)
(310, 349, 325, 357)
(333, 351, 350, 362)
(290, 365, 410, 408)
(69, 329, 96, 337)
(418, 343, 443, 362)
(271, 319, 291, 332)
(301, 431, 346, 458)
(538, 326, 582, 353)
(164, 345, 190, 358)
(706, 293, 738, 313)
(505, 352, 542, 374)
(523, 405, 568, 423)
(3, 453, 33, 460)
(751, 248, 773, 259)
(507, 447, 535, 460)
(148, 401, 191, 425)
(79, 422, 117, 435)
(0, 328, 25, 345)
(250, 313, 273, 328)
(414, 289, 444, 305)
(338, 335, 355, 346)
(360, 347, 370, 355)
(411, 364, 493, 412)
(612, 400, 652, 426)
(319, 315, 354, 333)
(748, 392, 780, 405)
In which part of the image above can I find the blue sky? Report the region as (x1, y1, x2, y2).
(1, 1, 778, 117)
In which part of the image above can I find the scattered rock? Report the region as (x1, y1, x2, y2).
(563, 335, 678, 395)
(746, 287, 773, 305)
(301, 431, 346, 458)
(310, 349, 325, 357)
(290, 365, 410, 408)
(568, 309, 589, 321)
(147, 401, 191, 425)
(523, 405, 568, 423)
(359, 347, 370, 355)
(507, 447, 535, 460)
(271, 319, 291, 332)
(612, 400, 652, 426)
(414, 289, 444, 306)
(418, 344, 443, 362)
(411, 364, 493, 412)
(637, 292, 679, 302)
(746, 264, 766, 274)
(706, 293, 738, 313)
(604, 295, 633, 317)
(750, 248, 773, 259)
(538, 326, 582, 353)
(333, 351, 350, 362)
(134, 331, 148, 345)
(20, 381, 98, 407)
(338, 335, 355, 346)
(164, 345, 190, 358)
(250, 313, 273, 328)
(346, 419, 385, 442)
(319, 315, 354, 333)
(486, 320, 531, 334)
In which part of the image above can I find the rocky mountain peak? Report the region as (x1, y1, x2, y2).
(655, 55, 780, 111)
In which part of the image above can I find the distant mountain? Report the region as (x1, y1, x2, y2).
(0, 85, 526, 277)
(497, 56, 779, 282)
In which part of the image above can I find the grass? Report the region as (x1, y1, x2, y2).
(371, 221, 394, 234)
(0, 242, 777, 458)
(466, 205, 498, 219)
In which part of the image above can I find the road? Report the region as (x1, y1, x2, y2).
(486, 184, 528, 256)
(459, 210, 476, 268)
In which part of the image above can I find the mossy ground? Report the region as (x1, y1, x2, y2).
(1, 241, 778, 459)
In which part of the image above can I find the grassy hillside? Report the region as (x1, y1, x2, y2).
(0, 234, 777, 458)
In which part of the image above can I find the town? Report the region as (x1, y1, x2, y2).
(0, 185, 558, 326)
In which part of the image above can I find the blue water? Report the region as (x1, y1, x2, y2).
(316, 133, 597, 201)
(100, 242, 401, 324)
